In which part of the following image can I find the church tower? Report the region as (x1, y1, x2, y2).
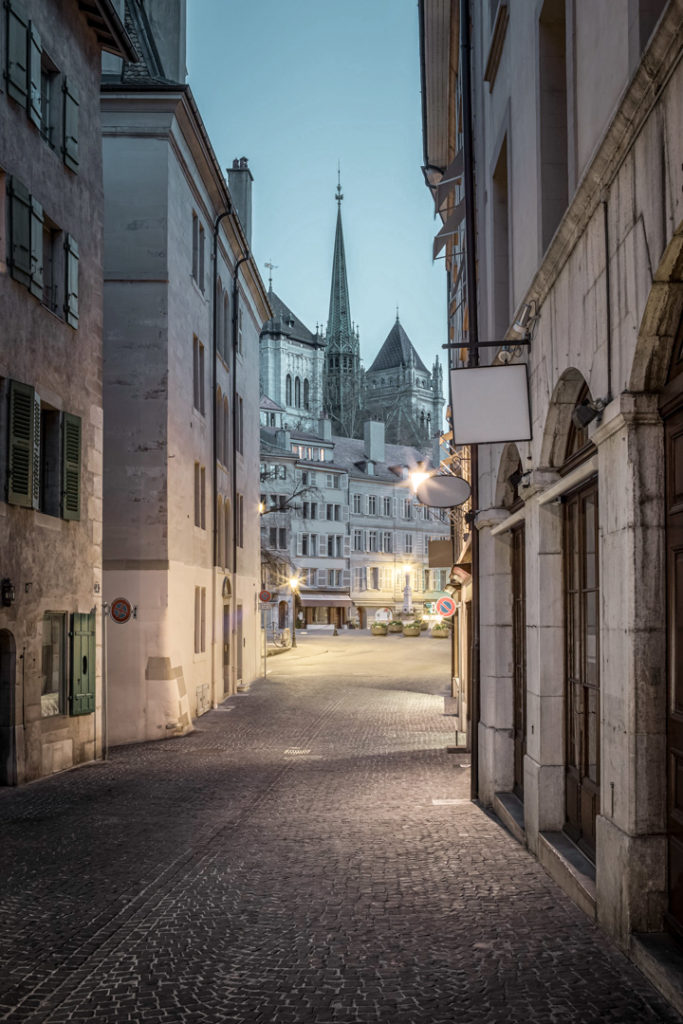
(323, 176, 362, 437)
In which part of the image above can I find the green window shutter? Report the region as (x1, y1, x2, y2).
(62, 77, 79, 172)
(8, 176, 31, 287)
(61, 412, 81, 520)
(31, 392, 41, 510)
(7, 379, 34, 507)
(69, 611, 95, 716)
(29, 195, 43, 299)
(28, 21, 41, 127)
(64, 234, 79, 327)
(6, 0, 29, 106)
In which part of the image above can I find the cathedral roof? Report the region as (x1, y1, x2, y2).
(260, 395, 284, 412)
(261, 290, 320, 347)
(326, 184, 358, 355)
(367, 318, 428, 374)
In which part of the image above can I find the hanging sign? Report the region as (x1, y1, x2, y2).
(436, 596, 456, 618)
(110, 597, 132, 624)
(416, 475, 471, 508)
(450, 363, 531, 444)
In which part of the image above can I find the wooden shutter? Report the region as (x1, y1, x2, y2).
(342, 569, 350, 589)
(343, 536, 350, 558)
(317, 569, 327, 587)
(62, 78, 79, 172)
(64, 234, 79, 327)
(31, 392, 41, 509)
(61, 412, 81, 520)
(70, 611, 95, 715)
(9, 177, 31, 287)
(29, 195, 43, 298)
(7, 380, 34, 506)
(28, 21, 41, 127)
(7, 0, 29, 106)
(296, 534, 303, 557)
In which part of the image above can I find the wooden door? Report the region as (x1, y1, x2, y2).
(564, 480, 600, 860)
(222, 604, 230, 692)
(511, 525, 526, 799)
(236, 604, 243, 683)
(665, 406, 683, 936)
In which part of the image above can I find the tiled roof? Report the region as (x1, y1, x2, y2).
(262, 290, 320, 347)
(367, 319, 428, 374)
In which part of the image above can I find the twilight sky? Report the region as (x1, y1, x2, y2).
(186, 0, 446, 374)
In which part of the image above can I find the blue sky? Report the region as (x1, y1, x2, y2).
(186, 0, 446, 373)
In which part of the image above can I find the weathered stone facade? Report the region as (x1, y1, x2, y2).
(420, 0, 683, 990)
(0, 0, 132, 783)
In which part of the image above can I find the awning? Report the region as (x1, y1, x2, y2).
(433, 198, 464, 259)
(434, 150, 463, 210)
(300, 593, 354, 609)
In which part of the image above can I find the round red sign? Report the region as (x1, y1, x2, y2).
(110, 597, 132, 624)
(435, 596, 456, 618)
(259, 590, 272, 602)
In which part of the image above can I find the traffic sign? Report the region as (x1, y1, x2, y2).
(435, 596, 456, 618)
(259, 589, 272, 603)
(110, 597, 132, 624)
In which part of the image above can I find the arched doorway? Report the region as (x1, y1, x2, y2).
(0, 630, 17, 786)
(278, 600, 288, 629)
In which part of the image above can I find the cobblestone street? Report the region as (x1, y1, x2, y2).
(1, 633, 680, 1024)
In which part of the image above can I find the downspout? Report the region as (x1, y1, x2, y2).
(460, 0, 481, 800)
(212, 208, 231, 707)
(232, 252, 250, 686)
(601, 192, 613, 404)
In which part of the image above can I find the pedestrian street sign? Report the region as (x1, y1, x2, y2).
(435, 596, 456, 618)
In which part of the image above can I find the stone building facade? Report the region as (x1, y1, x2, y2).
(420, 0, 683, 995)
(101, 1, 270, 745)
(0, 0, 133, 784)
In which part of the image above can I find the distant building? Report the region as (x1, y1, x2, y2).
(0, 0, 134, 785)
(101, 1, 270, 744)
(260, 288, 325, 434)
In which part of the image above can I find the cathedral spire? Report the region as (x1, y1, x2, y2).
(327, 179, 352, 345)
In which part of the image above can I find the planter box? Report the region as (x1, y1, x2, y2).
(371, 625, 388, 635)
(387, 623, 403, 633)
(403, 626, 421, 637)
(430, 629, 449, 639)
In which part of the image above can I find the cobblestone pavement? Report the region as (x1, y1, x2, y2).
(1, 632, 680, 1024)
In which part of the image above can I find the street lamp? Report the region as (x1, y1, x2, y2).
(408, 464, 431, 493)
(289, 575, 299, 647)
(402, 563, 413, 616)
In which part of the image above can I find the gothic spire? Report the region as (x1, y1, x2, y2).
(327, 182, 352, 350)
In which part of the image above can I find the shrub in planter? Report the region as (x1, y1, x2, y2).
(430, 623, 450, 638)
(403, 621, 422, 637)
(371, 623, 388, 635)
(416, 619, 428, 631)
(387, 620, 404, 633)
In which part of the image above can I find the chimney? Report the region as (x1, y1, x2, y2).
(143, 0, 187, 82)
(319, 415, 332, 440)
(364, 421, 385, 465)
(275, 427, 291, 451)
(228, 157, 253, 247)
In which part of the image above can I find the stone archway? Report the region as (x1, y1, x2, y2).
(539, 367, 594, 470)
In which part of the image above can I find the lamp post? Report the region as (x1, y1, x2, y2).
(402, 563, 413, 616)
(289, 576, 299, 648)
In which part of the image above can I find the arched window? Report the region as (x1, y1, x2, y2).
(304, 379, 310, 410)
(216, 389, 223, 463)
(223, 293, 230, 358)
(217, 496, 224, 566)
(216, 280, 224, 358)
(295, 377, 301, 407)
(223, 396, 229, 463)
(285, 375, 292, 405)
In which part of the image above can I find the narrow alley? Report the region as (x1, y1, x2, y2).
(1, 634, 678, 1024)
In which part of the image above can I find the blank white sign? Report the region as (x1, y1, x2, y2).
(450, 364, 531, 444)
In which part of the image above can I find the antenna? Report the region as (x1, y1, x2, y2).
(336, 161, 343, 205)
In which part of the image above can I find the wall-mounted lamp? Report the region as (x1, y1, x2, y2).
(508, 469, 523, 489)
(1, 578, 16, 607)
(571, 397, 606, 430)
(511, 300, 537, 339)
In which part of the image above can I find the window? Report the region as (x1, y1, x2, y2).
(368, 530, 378, 552)
(223, 292, 230, 357)
(216, 390, 224, 464)
(492, 135, 510, 338)
(302, 471, 309, 485)
(192, 212, 199, 280)
(353, 494, 361, 514)
(327, 535, 334, 556)
(236, 394, 244, 453)
(295, 376, 301, 407)
(237, 492, 244, 547)
(326, 504, 333, 520)
(539, 0, 568, 253)
(278, 527, 287, 549)
(383, 497, 391, 516)
(334, 505, 341, 521)
(304, 378, 310, 410)
(353, 567, 367, 590)
(198, 223, 205, 292)
(302, 534, 309, 555)
(193, 337, 205, 414)
(194, 463, 206, 529)
(224, 500, 231, 563)
(286, 375, 292, 405)
(5, 380, 81, 519)
(368, 495, 377, 515)
(194, 587, 206, 653)
(382, 531, 393, 554)
(405, 533, 413, 554)
(402, 499, 412, 519)
(223, 396, 229, 461)
(41, 611, 66, 717)
(310, 501, 317, 519)
(326, 474, 334, 487)
(38, 51, 59, 146)
(353, 529, 363, 551)
(370, 567, 379, 590)
(328, 569, 341, 587)
(41, 216, 61, 314)
(238, 306, 243, 353)
(268, 526, 277, 548)
(217, 496, 224, 566)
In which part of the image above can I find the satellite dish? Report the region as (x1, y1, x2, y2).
(416, 475, 471, 508)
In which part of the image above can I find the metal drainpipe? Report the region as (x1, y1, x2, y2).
(232, 253, 250, 688)
(460, 0, 481, 800)
(212, 209, 231, 707)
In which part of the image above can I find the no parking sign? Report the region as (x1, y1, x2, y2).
(435, 596, 456, 618)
